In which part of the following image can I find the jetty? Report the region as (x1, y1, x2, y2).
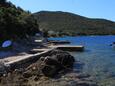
(2, 48, 53, 69)
(0, 44, 84, 70)
(50, 45, 84, 51)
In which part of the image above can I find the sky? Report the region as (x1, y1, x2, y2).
(8, 0, 115, 21)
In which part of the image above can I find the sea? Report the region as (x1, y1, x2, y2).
(49, 35, 115, 85)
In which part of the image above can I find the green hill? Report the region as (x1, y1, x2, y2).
(0, 0, 40, 41)
(33, 11, 115, 36)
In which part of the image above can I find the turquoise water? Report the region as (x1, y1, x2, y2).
(49, 36, 115, 85)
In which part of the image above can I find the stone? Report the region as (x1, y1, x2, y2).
(47, 49, 75, 68)
(42, 65, 58, 77)
(23, 72, 32, 78)
(34, 76, 40, 81)
(0, 61, 10, 76)
(40, 49, 75, 77)
(48, 49, 70, 56)
(77, 74, 90, 79)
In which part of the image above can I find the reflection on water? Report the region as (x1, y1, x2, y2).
(49, 36, 115, 85)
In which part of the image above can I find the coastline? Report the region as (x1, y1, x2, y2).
(0, 39, 98, 86)
(1, 35, 115, 86)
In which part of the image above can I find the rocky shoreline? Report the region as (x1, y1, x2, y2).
(0, 49, 98, 86)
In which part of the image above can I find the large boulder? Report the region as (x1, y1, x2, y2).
(47, 49, 75, 68)
(48, 49, 70, 56)
(40, 49, 75, 77)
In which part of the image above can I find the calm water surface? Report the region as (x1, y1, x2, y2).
(49, 36, 115, 85)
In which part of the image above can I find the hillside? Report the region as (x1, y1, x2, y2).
(0, 0, 40, 42)
(33, 11, 115, 36)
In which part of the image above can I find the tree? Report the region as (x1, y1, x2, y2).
(0, 1, 40, 41)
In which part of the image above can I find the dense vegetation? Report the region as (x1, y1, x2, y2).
(33, 11, 115, 37)
(1, 0, 115, 39)
(0, 0, 39, 42)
